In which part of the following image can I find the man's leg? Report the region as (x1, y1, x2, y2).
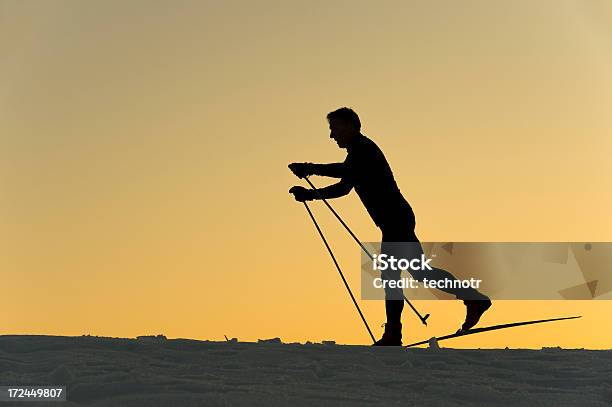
(373, 241, 404, 346)
(382, 266, 404, 325)
(392, 240, 485, 299)
(385, 298, 404, 324)
(399, 241, 492, 331)
(415, 266, 488, 300)
(381, 242, 405, 322)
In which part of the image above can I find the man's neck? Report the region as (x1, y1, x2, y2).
(346, 132, 362, 150)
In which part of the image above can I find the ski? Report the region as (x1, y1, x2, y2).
(405, 315, 581, 347)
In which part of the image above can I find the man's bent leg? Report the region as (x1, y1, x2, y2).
(394, 241, 487, 301)
(415, 266, 489, 301)
(397, 241, 491, 330)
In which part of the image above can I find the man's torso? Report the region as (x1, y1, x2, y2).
(344, 134, 415, 232)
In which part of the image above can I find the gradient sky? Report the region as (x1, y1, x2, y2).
(2, 0, 612, 348)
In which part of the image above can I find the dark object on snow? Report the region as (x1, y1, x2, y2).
(136, 334, 167, 342)
(258, 338, 282, 344)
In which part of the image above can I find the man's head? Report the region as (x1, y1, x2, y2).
(327, 107, 361, 148)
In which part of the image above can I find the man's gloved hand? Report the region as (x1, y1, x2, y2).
(289, 186, 314, 202)
(288, 162, 314, 179)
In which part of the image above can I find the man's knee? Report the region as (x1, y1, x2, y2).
(406, 269, 426, 282)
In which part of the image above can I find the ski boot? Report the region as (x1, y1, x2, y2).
(461, 296, 492, 331)
(373, 322, 402, 346)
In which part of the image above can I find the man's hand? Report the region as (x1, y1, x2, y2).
(289, 186, 314, 202)
(288, 162, 314, 179)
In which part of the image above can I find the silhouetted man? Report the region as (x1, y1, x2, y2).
(289, 107, 491, 346)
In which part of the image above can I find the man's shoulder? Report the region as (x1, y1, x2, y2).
(351, 134, 383, 155)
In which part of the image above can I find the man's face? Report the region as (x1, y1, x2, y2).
(329, 118, 356, 148)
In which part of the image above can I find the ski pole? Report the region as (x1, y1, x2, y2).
(302, 201, 376, 344)
(303, 176, 430, 326)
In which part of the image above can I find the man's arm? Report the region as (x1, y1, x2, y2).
(311, 178, 353, 199)
(288, 178, 353, 202)
(310, 163, 346, 178)
(289, 162, 346, 179)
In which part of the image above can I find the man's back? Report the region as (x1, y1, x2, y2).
(345, 134, 413, 229)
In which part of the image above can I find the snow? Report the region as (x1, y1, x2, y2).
(1, 335, 610, 406)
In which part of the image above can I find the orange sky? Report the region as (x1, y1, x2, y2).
(2, 0, 612, 348)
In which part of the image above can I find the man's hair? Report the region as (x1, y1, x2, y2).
(326, 107, 361, 131)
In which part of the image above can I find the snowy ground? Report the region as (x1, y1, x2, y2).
(1, 335, 611, 406)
